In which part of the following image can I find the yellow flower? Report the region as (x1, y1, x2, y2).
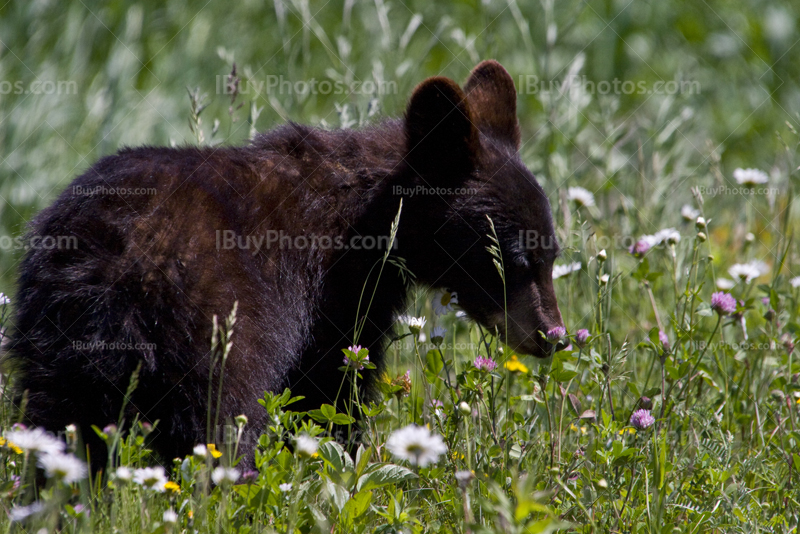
(164, 481, 181, 494)
(569, 424, 587, 435)
(618, 428, 636, 435)
(433, 291, 459, 315)
(0, 438, 22, 455)
(188, 510, 194, 519)
(504, 355, 529, 373)
(206, 444, 223, 459)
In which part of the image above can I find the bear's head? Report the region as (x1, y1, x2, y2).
(400, 60, 565, 358)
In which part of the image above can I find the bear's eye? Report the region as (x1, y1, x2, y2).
(512, 251, 530, 268)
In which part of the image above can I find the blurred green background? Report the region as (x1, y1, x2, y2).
(1, 0, 798, 294)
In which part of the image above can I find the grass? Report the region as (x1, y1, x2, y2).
(1, 0, 800, 532)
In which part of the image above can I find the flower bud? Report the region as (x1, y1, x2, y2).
(658, 330, 670, 353)
(696, 232, 707, 242)
(597, 249, 607, 262)
(458, 401, 471, 415)
(781, 334, 795, 354)
(695, 217, 706, 230)
(574, 329, 590, 348)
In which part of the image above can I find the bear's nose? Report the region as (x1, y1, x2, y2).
(553, 339, 569, 353)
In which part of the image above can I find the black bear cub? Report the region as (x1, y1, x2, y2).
(6, 60, 564, 463)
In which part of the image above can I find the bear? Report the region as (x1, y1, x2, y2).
(4, 60, 564, 466)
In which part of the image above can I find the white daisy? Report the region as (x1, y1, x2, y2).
(733, 168, 768, 186)
(8, 502, 44, 523)
(115, 466, 133, 481)
(0, 293, 10, 306)
(728, 260, 769, 284)
(37, 452, 87, 483)
(552, 262, 582, 280)
(211, 466, 240, 485)
(681, 204, 700, 222)
(4, 428, 66, 456)
(386, 424, 447, 468)
(432, 291, 458, 315)
(163, 510, 178, 524)
(716, 278, 736, 290)
(791, 276, 800, 288)
(400, 315, 427, 335)
(638, 234, 660, 248)
(566, 186, 595, 207)
(132, 466, 168, 492)
(634, 228, 680, 251)
(193, 444, 207, 458)
(294, 434, 318, 459)
(653, 228, 680, 245)
(430, 326, 446, 343)
(279, 482, 293, 492)
(455, 470, 475, 488)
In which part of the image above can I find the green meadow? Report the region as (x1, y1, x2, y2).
(1, 0, 799, 532)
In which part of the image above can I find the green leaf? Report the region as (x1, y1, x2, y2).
(631, 257, 650, 282)
(353, 445, 369, 475)
(425, 350, 443, 383)
(523, 517, 572, 533)
(331, 414, 356, 425)
(308, 404, 354, 425)
(325, 479, 350, 512)
(356, 463, 417, 492)
(342, 490, 373, 523)
(645, 271, 663, 282)
(695, 303, 712, 317)
(550, 352, 578, 382)
(318, 441, 353, 474)
(515, 500, 555, 522)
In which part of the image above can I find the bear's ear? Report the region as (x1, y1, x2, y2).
(463, 60, 520, 149)
(404, 77, 479, 177)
